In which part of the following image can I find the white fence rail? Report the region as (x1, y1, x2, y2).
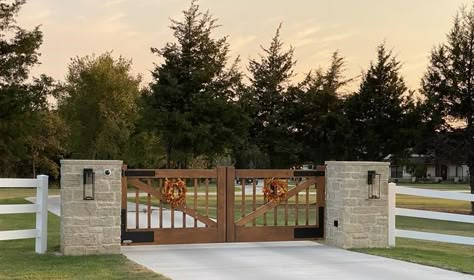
(0, 175, 48, 254)
(388, 183, 474, 246)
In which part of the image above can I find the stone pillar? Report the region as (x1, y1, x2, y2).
(60, 160, 122, 256)
(325, 161, 389, 249)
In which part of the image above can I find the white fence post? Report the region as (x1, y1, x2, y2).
(35, 175, 48, 254)
(388, 182, 396, 247)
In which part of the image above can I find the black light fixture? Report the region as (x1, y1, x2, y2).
(83, 168, 95, 200)
(367, 170, 381, 199)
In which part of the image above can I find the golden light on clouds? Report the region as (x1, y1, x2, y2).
(17, 0, 473, 91)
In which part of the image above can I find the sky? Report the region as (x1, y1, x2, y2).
(16, 0, 473, 92)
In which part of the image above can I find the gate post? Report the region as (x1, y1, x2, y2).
(60, 160, 123, 255)
(325, 161, 390, 249)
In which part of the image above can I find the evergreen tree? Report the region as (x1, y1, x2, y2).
(245, 24, 298, 168)
(421, 5, 474, 212)
(345, 44, 416, 161)
(146, 1, 249, 168)
(292, 52, 352, 164)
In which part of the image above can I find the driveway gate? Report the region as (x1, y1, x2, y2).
(121, 166, 325, 245)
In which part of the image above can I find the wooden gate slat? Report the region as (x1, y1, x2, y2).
(235, 178, 317, 226)
(241, 180, 245, 220)
(171, 205, 175, 228)
(122, 166, 324, 245)
(128, 179, 217, 228)
(159, 179, 163, 229)
(295, 187, 299, 226)
(205, 178, 209, 219)
(217, 167, 227, 242)
(274, 206, 277, 226)
(252, 179, 256, 226)
(305, 187, 309, 225)
(194, 178, 198, 228)
(147, 179, 151, 229)
(226, 167, 235, 242)
(135, 188, 139, 229)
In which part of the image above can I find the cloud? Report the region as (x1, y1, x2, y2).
(401, 52, 430, 72)
(100, 0, 128, 8)
(319, 32, 356, 44)
(310, 49, 333, 60)
(230, 35, 257, 51)
(17, 2, 55, 28)
(289, 27, 322, 48)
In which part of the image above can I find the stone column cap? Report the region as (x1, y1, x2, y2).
(60, 160, 123, 165)
(325, 161, 390, 166)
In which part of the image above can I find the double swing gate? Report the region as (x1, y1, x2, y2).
(121, 166, 325, 245)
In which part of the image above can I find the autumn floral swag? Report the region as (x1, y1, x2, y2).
(263, 178, 288, 203)
(162, 178, 187, 207)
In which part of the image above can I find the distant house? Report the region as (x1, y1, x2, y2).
(388, 154, 469, 183)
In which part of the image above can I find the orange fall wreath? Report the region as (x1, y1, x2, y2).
(263, 178, 288, 203)
(162, 178, 187, 207)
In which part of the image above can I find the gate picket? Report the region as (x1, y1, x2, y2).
(121, 166, 325, 245)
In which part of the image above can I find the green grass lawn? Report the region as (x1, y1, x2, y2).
(354, 238, 474, 274)
(398, 182, 470, 191)
(0, 195, 167, 280)
(396, 216, 474, 237)
(356, 183, 474, 275)
(397, 194, 472, 214)
(0, 188, 60, 199)
(3, 181, 472, 277)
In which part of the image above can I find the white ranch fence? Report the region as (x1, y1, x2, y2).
(388, 183, 474, 246)
(0, 175, 49, 254)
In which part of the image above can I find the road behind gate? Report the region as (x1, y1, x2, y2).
(122, 241, 473, 280)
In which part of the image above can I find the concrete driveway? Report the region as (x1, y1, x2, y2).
(30, 196, 473, 280)
(122, 241, 473, 280)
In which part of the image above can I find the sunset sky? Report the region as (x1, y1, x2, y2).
(17, 0, 473, 91)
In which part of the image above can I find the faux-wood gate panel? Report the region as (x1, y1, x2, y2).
(121, 166, 226, 245)
(121, 166, 325, 245)
(227, 166, 325, 242)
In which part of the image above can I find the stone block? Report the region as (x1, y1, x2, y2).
(325, 161, 389, 249)
(60, 160, 122, 256)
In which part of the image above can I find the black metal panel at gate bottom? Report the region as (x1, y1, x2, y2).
(121, 209, 154, 243)
(293, 207, 324, 238)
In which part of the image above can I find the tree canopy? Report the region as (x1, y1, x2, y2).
(421, 5, 474, 212)
(146, 1, 249, 168)
(244, 24, 298, 168)
(1, 0, 473, 192)
(291, 52, 352, 164)
(58, 53, 141, 160)
(0, 0, 52, 177)
(345, 44, 416, 161)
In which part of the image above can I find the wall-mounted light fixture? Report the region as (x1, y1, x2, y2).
(367, 170, 381, 199)
(83, 168, 95, 200)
